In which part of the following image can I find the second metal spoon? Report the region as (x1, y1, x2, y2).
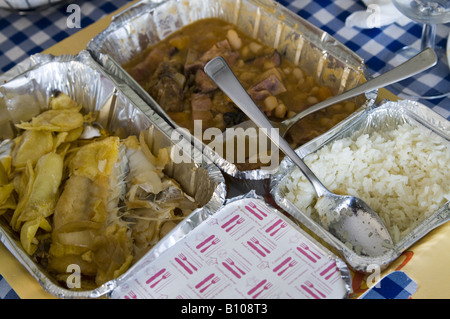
(227, 47, 437, 137)
(205, 56, 394, 256)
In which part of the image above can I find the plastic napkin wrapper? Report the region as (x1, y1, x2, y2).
(110, 191, 351, 299)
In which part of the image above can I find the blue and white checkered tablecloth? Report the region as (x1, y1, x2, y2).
(278, 0, 450, 119)
(0, 0, 133, 72)
(0, 274, 19, 299)
(359, 271, 418, 299)
(0, 0, 449, 299)
(1, 0, 450, 117)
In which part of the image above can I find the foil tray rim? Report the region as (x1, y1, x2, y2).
(0, 51, 227, 299)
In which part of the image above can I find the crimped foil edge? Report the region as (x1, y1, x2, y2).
(0, 51, 227, 298)
(111, 190, 353, 298)
(270, 99, 450, 272)
(87, 0, 371, 182)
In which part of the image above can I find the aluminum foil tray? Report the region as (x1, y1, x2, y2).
(271, 100, 450, 272)
(87, 0, 371, 182)
(0, 51, 226, 298)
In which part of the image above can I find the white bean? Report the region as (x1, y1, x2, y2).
(264, 96, 278, 112)
(311, 86, 319, 94)
(292, 68, 304, 80)
(227, 29, 242, 50)
(307, 96, 319, 105)
(249, 42, 262, 54)
(274, 103, 287, 118)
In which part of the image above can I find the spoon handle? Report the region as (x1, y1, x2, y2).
(282, 47, 437, 129)
(204, 57, 330, 197)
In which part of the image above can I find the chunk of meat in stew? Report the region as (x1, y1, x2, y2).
(147, 60, 185, 112)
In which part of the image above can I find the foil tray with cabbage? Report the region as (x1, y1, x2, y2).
(0, 91, 198, 289)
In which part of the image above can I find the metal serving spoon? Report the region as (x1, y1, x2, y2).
(205, 56, 394, 256)
(226, 47, 437, 137)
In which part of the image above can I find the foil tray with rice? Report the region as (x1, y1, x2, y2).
(271, 100, 450, 272)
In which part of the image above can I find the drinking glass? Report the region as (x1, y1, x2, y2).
(387, 0, 450, 99)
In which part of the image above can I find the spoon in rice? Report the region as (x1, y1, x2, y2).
(205, 56, 395, 257)
(225, 47, 437, 138)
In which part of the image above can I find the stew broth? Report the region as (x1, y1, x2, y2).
(125, 18, 361, 170)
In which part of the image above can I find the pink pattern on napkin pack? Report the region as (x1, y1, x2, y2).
(111, 198, 348, 299)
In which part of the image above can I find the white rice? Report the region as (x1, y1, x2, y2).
(283, 123, 450, 243)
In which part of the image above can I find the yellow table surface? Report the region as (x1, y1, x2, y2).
(0, 0, 448, 299)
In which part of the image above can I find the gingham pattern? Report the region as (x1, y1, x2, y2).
(0, 275, 19, 299)
(1, 0, 449, 117)
(0, 0, 132, 72)
(278, 0, 450, 119)
(359, 271, 418, 299)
